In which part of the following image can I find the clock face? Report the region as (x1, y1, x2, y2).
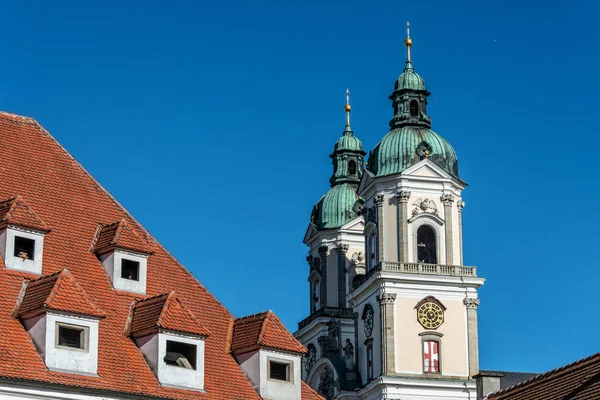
(417, 302, 444, 330)
(364, 308, 374, 337)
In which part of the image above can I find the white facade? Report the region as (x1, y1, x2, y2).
(99, 249, 148, 295)
(237, 349, 302, 400)
(23, 311, 100, 376)
(0, 225, 45, 274)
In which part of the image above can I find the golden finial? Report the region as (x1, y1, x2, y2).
(344, 88, 352, 130)
(404, 21, 412, 62)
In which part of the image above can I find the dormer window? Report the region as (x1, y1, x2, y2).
(56, 322, 89, 351)
(269, 360, 291, 381)
(14, 236, 35, 260)
(165, 340, 197, 370)
(121, 258, 140, 281)
(94, 220, 152, 295)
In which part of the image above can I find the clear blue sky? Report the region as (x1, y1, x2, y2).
(1, 0, 598, 374)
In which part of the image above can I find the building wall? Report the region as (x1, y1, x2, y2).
(259, 349, 302, 400)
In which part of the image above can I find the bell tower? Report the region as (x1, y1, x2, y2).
(297, 23, 485, 400)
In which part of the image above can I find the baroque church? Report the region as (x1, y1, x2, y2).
(296, 24, 485, 400)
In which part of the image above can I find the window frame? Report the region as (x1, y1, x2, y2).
(420, 332, 443, 374)
(164, 339, 198, 370)
(267, 358, 293, 383)
(55, 322, 90, 352)
(120, 258, 140, 281)
(409, 99, 419, 117)
(416, 224, 438, 264)
(365, 338, 374, 381)
(366, 226, 377, 271)
(14, 235, 36, 261)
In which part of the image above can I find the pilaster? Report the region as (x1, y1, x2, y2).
(458, 200, 465, 265)
(377, 292, 397, 375)
(441, 194, 454, 265)
(335, 243, 349, 307)
(375, 194, 385, 265)
(318, 246, 328, 308)
(464, 297, 480, 377)
(396, 191, 410, 262)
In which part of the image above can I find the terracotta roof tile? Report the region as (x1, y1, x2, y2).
(301, 381, 324, 400)
(0, 195, 49, 232)
(94, 219, 152, 255)
(232, 311, 307, 355)
(129, 291, 210, 338)
(487, 352, 600, 400)
(14, 269, 104, 318)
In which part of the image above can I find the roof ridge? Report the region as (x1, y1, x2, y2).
(157, 291, 177, 328)
(44, 270, 66, 307)
(234, 310, 270, 323)
(257, 310, 273, 346)
(488, 352, 600, 398)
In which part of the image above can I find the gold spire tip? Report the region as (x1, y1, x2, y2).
(404, 21, 412, 61)
(344, 88, 351, 113)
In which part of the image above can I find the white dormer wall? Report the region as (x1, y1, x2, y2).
(0, 226, 45, 274)
(99, 249, 148, 294)
(237, 349, 302, 400)
(23, 311, 100, 375)
(135, 330, 205, 391)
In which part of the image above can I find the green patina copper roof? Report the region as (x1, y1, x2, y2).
(367, 126, 459, 177)
(334, 130, 363, 152)
(311, 183, 360, 230)
(395, 61, 425, 92)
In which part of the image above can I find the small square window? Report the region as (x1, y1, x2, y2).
(269, 361, 290, 381)
(56, 323, 89, 351)
(14, 236, 35, 261)
(121, 259, 140, 281)
(164, 340, 196, 370)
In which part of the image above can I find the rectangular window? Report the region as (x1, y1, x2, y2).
(121, 259, 140, 281)
(423, 340, 440, 373)
(366, 344, 373, 380)
(55, 323, 89, 351)
(269, 360, 291, 381)
(164, 340, 197, 370)
(14, 236, 35, 261)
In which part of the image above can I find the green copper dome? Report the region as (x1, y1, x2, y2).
(367, 126, 459, 177)
(311, 183, 360, 230)
(334, 132, 363, 152)
(395, 61, 425, 91)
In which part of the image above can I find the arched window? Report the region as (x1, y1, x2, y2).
(367, 231, 377, 270)
(348, 160, 357, 175)
(409, 100, 419, 117)
(312, 279, 320, 311)
(423, 340, 440, 373)
(417, 225, 437, 264)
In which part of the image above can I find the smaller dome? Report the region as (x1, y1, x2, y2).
(334, 133, 363, 153)
(311, 184, 360, 230)
(395, 61, 425, 92)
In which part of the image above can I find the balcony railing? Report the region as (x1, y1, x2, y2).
(298, 307, 354, 330)
(352, 261, 477, 290)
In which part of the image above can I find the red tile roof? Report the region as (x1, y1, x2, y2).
(14, 269, 104, 318)
(0, 111, 312, 399)
(0, 195, 49, 232)
(301, 381, 324, 400)
(486, 352, 600, 400)
(128, 291, 210, 338)
(232, 311, 307, 355)
(94, 219, 152, 255)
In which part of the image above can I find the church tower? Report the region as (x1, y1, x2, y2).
(296, 23, 485, 400)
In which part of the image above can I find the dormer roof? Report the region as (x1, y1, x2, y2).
(232, 310, 307, 355)
(14, 269, 104, 319)
(128, 291, 210, 338)
(0, 195, 49, 232)
(93, 219, 152, 255)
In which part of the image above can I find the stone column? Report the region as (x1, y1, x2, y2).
(353, 310, 359, 375)
(318, 246, 328, 308)
(306, 255, 313, 311)
(377, 292, 397, 375)
(458, 200, 465, 265)
(464, 297, 481, 377)
(396, 191, 411, 262)
(441, 194, 455, 265)
(335, 243, 349, 308)
(374, 194, 385, 266)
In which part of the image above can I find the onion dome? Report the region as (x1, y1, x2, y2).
(310, 90, 365, 230)
(367, 22, 459, 178)
(311, 183, 360, 230)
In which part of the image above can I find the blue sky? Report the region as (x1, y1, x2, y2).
(1, 0, 598, 374)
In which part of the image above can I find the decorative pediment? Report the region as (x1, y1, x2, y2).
(303, 222, 319, 244)
(414, 295, 447, 311)
(93, 219, 152, 255)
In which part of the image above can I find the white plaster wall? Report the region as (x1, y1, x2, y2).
(100, 249, 147, 295)
(259, 349, 301, 400)
(157, 331, 205, 391)
(44, 312, 99, 375)
(236, 350, 260, 391)
(3, 227, 44, 274)
(23, 314, 46, 354)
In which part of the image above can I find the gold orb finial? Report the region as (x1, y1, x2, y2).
(344, 88, 352, 129)
(405, 21, 412, 61)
